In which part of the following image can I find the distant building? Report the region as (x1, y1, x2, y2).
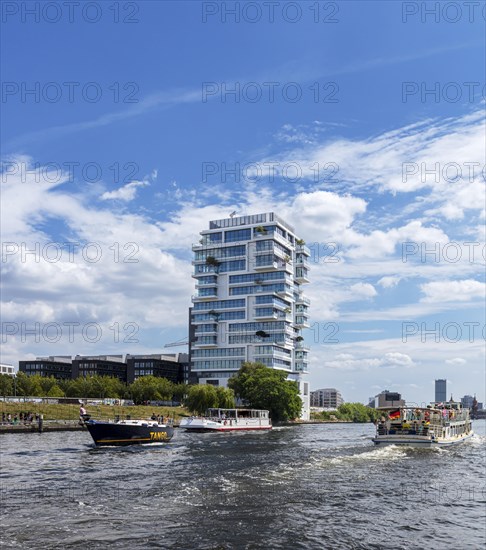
(461, 395, 474, 409)
(0, 363, 16, 376)
(126, 353, 188, 384)
(19, 356, 73, 379)
(72, 355, 127, 382)
(370, 390, 405, 409)
(435, 379, 447, 403)
(310, 388, 344, 409)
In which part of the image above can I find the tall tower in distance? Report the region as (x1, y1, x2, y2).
(435, 379, 447, 403)
(190, 212, 311, 419)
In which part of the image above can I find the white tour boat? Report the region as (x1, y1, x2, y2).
(179, 408, 272, 432)
(372, 401, 473, 448)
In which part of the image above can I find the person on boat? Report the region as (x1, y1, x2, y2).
(151, 412, 157, 420)
(79, 404, 88, 425)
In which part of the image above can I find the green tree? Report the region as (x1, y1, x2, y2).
(215, 386, 235, 409)
(228, 362, 302, 422)
(156, 377, 175, 401)
(14, 372, 42, 396)
(0, 374, 14, 396)
(38, 376, 61, 395)
(47, 385, 65, 397)
(184, 384, 219, 415)
(128, 375, 174, 403)
(62, 377, 92, 398)
(172, 383, 187, 402)
(336, 403, 378, 423)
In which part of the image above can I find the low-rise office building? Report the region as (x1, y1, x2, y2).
(0, 363, 16, 376)
(126, 353, 188, 384)
(18, 353, 190, 384)
(19, 356, 73, 379)
(72, 355, 127, 382)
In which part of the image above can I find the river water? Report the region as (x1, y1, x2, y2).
(1, 422, 485, 549)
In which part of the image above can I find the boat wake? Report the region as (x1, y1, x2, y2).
(332, 445, 409, 464)
(467, 433, 486, 445)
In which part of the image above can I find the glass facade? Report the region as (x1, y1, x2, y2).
(190, 212, 310, 412)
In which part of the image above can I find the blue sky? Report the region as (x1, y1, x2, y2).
(1, 1, 485, 404)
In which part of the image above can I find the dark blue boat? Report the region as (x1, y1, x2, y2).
(84, 418, 174, 446)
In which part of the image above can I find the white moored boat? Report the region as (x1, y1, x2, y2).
(179, 408, 272, 432)
(372, 401, 473, 448)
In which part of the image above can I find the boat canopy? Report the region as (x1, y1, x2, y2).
(206, 408, 269, 418)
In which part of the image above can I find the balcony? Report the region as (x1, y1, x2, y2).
(255, 244, 274, 255)
(295, 268, 310, 283)
(295, 256, 310, 269)
(192, 291, 218, 301)
(276, 286, 294, 298)
(254, 309, 279, 320)
(254, 261, 280, 271)
(296, 294, 310, 305)
(296, 244, 311, 256)
(194, 326, 218, 334)
(192, 337, 218, 347)
(294, 315, 310, 328)
(294, 362, 308, 373)
(295, 342, 310, 352)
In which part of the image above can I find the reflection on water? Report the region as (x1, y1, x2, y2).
(1, 422, 485, 549)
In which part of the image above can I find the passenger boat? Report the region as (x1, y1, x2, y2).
(83, 415, 174, 446)
(179, 408, 272, 432)
(372, 401, 473, 447)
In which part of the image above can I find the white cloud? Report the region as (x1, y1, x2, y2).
(420, 280, 485, 303)
(349, 282, 377, 299)
(100, 180, 149, 202)
(378, 276, 401, 288)
(445, 357, 467, 366)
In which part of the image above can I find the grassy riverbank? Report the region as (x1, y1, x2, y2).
(0, 401, 189, 422)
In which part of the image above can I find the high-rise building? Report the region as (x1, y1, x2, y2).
(310, 388, 344, 409)
(190, 212, 310, 418)
(435, 379, 447, 403)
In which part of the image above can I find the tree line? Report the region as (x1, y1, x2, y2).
(0, 362, 303, 422)
(312, 402, 382, 423)
(0, 372, 186, 403)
